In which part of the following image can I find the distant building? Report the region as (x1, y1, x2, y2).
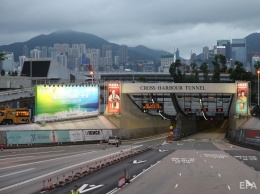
(119, 44, 128, 64)
(41, 46, 48, 58)
(114, 56, 119, 66)
(202, 46, 209, 61)
(175, 48, 180, 60)
(232, 39, 247, 69)
(30, 49, 41, 58)
(23, 45, 29, 57)
(217, 40, 231, 60)
(252, 55, 260, 73)
(160, 53, 174, 73)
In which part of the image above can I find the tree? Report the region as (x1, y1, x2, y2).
(229, 61, 246, 82)
(1, 69, 5, 76)
(200, 62, 210, 82)
(211, 55, 221, 83)
(0, 52, 7, 61)
(169, 59, 182, 83)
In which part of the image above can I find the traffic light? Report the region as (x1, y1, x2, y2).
(184, 107, 191, 112)
(216, 108, 223, 112)
(201, 107, 208, 112)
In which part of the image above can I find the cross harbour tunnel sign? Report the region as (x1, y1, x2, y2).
(121, 83, 236, 94)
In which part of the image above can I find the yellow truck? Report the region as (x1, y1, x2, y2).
(0, 107, 30, 125)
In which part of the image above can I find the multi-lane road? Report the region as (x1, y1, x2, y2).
(0, 128, 259, 194)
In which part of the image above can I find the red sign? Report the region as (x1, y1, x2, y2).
(108, 82, 121, 114)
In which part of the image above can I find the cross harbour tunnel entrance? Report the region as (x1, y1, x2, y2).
(104, 82, 250, 138)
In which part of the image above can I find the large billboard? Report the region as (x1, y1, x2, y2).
(107, 82, 121, 114)
(35, 85, 99, 122)
(236, 82, 248, 115)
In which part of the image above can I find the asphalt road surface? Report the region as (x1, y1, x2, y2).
(0, 134, 166, 194)
(1, 128, 260, 194)
(116, 128, 260, 194)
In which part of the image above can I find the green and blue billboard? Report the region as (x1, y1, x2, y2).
(35, 85, 99, 122)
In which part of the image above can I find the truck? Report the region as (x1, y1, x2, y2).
(0, 107, 30, 125)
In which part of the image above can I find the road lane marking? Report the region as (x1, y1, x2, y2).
(227, 185, 231, 190)
(210, 166, 213, 168)
(0, 151, 93, 170)
(0, 168, 35, 178)
(0, 156, 33, 161)
(179, 173, 181, 176)
(0, 145, 143, 191)
(131, 161, 161, 182)
(204, 160, 207, 162)
(218, 174, 221, 177)
(0, 150, 65, 158)
(175, 184, 178, 188)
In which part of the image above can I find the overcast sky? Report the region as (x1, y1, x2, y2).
(1, 0, 260, 59)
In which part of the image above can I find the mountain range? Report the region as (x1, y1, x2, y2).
(1, 30, 260, 62)
(0, 30, 167, 62)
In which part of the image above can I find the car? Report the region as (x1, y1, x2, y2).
(108, 136, 121, 145)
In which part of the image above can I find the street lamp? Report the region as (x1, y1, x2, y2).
(90, 71, 94, 85)
(257, 70, 260, 106)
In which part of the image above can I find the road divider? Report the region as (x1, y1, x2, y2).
(40, 145, 152, 192)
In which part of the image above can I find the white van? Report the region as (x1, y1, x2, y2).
(108, 136, 121, 145)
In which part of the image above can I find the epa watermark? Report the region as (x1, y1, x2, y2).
(240, 180, 257, 190)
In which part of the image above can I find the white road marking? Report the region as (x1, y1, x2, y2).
(204, 160, 207, 162)
(221, 120, 226, 128)
(218, 174, 221, 177)
(179, 173, 181, 176)
(227, 185, 231, 190)
(0, 156, 33, 161)
(210, 166, 213, 168)
(0, 146, 142, 192)
(175, 184, 178, 188)
(0, 168, 35, 178)
(131, 161, 161, 181)
(0, 150, 65, 158)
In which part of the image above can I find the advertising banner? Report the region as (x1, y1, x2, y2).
(6, 130, 70, 144)
(69, 130, 84, 142)
(35, 85, 99, 122)
(83, 130, 112, 141)
(108, 82, 121, 114)
(236, 82, 248, 115)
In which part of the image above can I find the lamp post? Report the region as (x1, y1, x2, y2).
(257, 70, 260, 106)
(90, 71, 94, 85)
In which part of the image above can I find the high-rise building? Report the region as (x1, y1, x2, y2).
(252, 55, 260, 73)
(217, 40, 231, 60)
(19, 56, 27, 71)
(232, 39, 247, 69)
(30, 49, 41, 58)
(22, 45, 29, 57)
(102, 45, 112, 57)
(202, 46, 209, 61)
(119, 44, 128, 64)
(41, 46, 48, 58)
(160, 53, 174, 73)
(175, 48, 180, 60)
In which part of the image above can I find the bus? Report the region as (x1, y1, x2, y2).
(0, 107, 30, 125)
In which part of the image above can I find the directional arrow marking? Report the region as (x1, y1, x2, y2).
(78, 184, 104, 193)
(159, 149, 168, 152)
(133, 160, 147, 164)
